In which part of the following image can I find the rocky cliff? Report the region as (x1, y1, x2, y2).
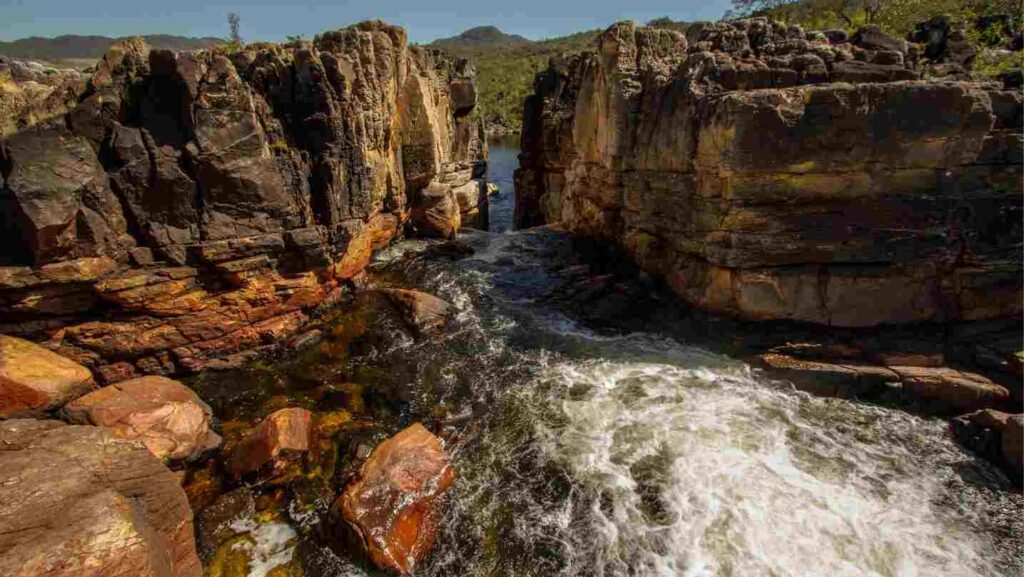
(0, 21, 486, 381)
(515, 19, 1022, 330)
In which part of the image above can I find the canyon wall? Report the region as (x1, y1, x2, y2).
(516, 20, 1022, 329)
(0, 21, 486, 381)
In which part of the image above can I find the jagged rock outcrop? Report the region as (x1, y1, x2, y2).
(0, 22, 485, 379)
(516, 19, 1022, 331)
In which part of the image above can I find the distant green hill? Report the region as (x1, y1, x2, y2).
(431, 26, 531, 48)
(429, 28, 602, 134)
(0, 34, 224, 64)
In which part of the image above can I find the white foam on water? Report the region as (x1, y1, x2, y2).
(530, 358, 998, 577)
(227, 520, 298, 577)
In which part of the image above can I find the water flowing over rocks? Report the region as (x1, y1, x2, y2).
(332, 422, 456, 575)
(515, 19, 1022, 438)
(63, 375, 222, 462)
(516, 18, 1022, 330)
(0, 22, 486, 379)
(0, 419, 202, 577)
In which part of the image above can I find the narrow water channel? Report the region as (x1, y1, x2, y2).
(188, 138, 1023, 577)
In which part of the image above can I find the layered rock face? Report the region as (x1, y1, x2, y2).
(0, 22, 485, 380)
(516, 19, 1022, 329)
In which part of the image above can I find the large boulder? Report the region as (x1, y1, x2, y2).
(411, 181, 461, 239)
(0, 419, 202, 577)
(63, 375, 221, 462)
(333, 422, 455, 575)
(0, 334, 95, 418)
(227, 407, 312, 477)
(516, 20, 1022, 330)
(380, 289, 451, 333)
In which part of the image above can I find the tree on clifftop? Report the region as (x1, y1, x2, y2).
(228, 13, 242, 46)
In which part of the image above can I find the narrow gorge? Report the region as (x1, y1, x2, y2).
(0, 15, 1022, 577)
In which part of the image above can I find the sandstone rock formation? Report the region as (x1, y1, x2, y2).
(0, 22, 485, 379)
(516, 19, 1022, 330)
(0, 334, 95, 417)
(227, 407, 313, 478)
(333, 422, 455, 575)
(63, 375, 221, 462)
(0, 419, 202, 577)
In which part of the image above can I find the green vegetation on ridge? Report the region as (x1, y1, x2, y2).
(428, 28, 602, 134)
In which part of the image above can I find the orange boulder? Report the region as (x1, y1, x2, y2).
(335, 423, 455, 575)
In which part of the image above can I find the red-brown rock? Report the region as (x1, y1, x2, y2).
(63, 375, 221, 462)
(335, 423, 455, 575)
(227, 407, 312, 477)
(381, 289, 451, 333)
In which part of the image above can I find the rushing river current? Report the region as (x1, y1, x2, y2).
(191, 140, 1022, 577)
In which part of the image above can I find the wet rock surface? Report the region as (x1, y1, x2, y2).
(380, 288, 452, 333)
(0, 419, 202, 577)
(333, 423, 456, 575)
(227, 407, 313, 478)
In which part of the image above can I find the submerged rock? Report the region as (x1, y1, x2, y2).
(195, 487, 256, 560)
(380, 289, 452, 333)
(63, 375, 221, 462)
(332, 422, 455, 575)
(227, 407, 313, 478)
(0, 419, 202, 577)
(0, 334, 95, 418)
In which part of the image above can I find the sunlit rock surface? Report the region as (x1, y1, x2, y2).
(0, 419, 202, 577)
(0, 334, 95, 417)
(63, 375, 221, 462)
(0, 22, 485, 378)
(515, 19, 1022, 328)
(333, 422, 455, 575)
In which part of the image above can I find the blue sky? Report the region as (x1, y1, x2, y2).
(0, 0, 734, 43)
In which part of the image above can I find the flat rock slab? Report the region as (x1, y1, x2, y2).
(0, 419, 202, 577)
(63, 375, 221, 462)
(0, 334, 95, 418)
(757, 353, 1012, 413)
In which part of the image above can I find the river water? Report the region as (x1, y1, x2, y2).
(190, 139, 1023, 577)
